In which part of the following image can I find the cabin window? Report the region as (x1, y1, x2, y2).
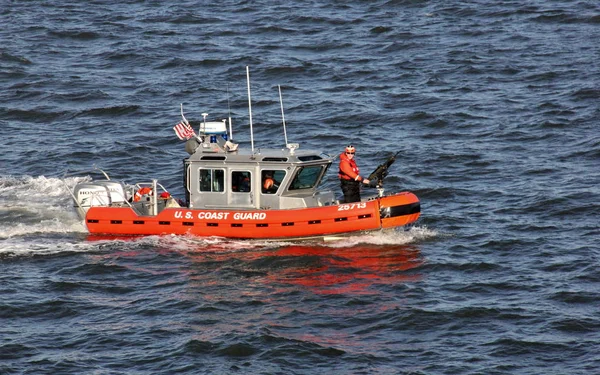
(261, 170, 286, 194)
(262, 157, 288, 162)
(289, 166, 323, 190)
(199, 168, 225, 192)
(201, 156, 226, 161)
(298, 155, 323, 161)
(232, 171, 251, 193)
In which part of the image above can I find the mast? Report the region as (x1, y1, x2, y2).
(278, 85, 288, 146)
(246, 66, 255, 153)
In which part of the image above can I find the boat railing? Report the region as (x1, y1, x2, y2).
(62, 168, 176, 217)
(131, 180, 175, 216)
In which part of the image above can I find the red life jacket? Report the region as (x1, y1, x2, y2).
(338, 152, 361, 181)
(133, 187, 152, 202)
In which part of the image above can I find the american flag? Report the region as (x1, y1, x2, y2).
(173, 121, 195, 140)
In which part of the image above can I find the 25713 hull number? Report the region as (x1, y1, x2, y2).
(337, 202, 367, 211)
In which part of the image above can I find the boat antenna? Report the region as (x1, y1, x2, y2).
(278, 84, 288, 146)
(246, 66, 255, 153)
(278, 85, 299, 155)
(227, 82, 233, 140)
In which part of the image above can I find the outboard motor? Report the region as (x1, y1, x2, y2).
(73, 180, 127, 218)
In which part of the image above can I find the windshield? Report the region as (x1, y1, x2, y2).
(289, 166, 323, 190)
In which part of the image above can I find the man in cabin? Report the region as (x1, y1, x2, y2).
(240, 175, 250, 192)
(338, 145, 370, 203)
(262, 172, 277, 194)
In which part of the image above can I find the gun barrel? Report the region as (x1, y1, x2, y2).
(367, 151, 400, 181)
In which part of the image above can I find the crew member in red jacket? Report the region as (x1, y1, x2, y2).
(338, 145, 370, 203)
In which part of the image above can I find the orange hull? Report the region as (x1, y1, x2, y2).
(85, 192, 420, 239)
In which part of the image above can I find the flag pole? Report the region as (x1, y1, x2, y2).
(180, 103, 188, 124)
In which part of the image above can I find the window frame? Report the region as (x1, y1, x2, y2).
(288, 166, 324, 191)
(231, 170, 252, 193)
(261, 169, 286, 194)
(198, 168, 226, 193)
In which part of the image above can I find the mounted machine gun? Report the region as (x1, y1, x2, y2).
(367, 151, 400, 196)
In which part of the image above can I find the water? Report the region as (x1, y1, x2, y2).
(1, 1, 599, 374)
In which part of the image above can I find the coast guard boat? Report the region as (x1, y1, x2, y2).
(68, 69, 420, 239)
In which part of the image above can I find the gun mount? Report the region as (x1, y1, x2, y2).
(367, 151, 400, 195)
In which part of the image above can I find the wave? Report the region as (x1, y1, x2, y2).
(0, 108, 73, 123)
(0, 51, 32, 65)
(88, 225, 438, 253)
(532, 13, 595, 25)
(323, 226, 437, 247)
(0, 175, 88, 241)
(77, 105, 140, 117)
(571, 88, 600, 100)
(47, 29, 102, 40)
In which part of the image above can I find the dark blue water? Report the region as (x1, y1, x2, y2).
(1, 1, 599, 374)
